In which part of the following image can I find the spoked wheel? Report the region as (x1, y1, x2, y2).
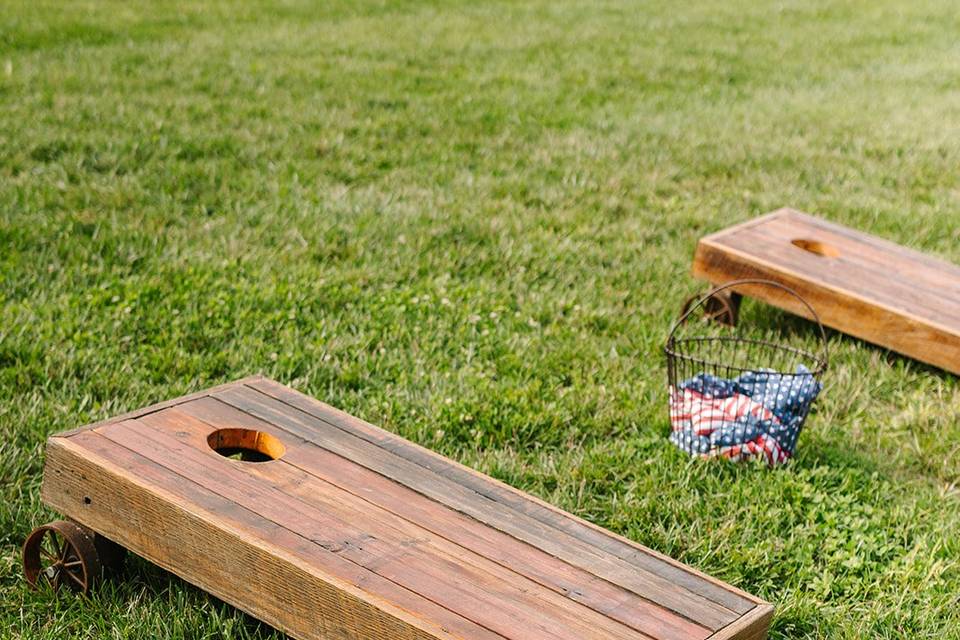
(23, 520, 101, 595)
(680, 290, 741, 327)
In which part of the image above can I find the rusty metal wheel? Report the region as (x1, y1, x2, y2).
(23, 520, 101, 595)
(680, 290, 741, 327)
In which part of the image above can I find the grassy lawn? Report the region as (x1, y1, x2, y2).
(2, 0, 960, 637)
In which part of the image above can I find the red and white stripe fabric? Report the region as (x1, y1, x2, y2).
(669, 388, 791, 466)
(711, 434, 790, 467)
(670, 388, 778, 435)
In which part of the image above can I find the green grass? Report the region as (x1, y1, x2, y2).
(2, 0, 960, 637)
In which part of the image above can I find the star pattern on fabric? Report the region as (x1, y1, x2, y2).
(669, 365, 821, 467)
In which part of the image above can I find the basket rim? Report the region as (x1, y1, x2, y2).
(664, 335, 828, 378)
(666, 278, 829, 376)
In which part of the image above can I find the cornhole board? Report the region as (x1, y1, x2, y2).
(692, 208, 960, 375)
(37, 376, 773, 640)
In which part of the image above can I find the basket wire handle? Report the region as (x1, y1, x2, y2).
(667, 278, 829, 372)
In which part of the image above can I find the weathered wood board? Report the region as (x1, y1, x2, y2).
(693, 208, 960, 375)
(41, 376, 773, 640)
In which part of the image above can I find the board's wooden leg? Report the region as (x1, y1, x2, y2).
(725, 292, 742, 326)
(682, 289, 741, 327)
(94, 532, 127, 576)
(23, 520, 103, 595)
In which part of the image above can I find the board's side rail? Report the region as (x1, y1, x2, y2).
(41, 435, 487, 640)
(692, 241, 960, 375)
(55, 376, 267, 439)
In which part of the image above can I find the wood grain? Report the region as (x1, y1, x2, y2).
(177, 395, 710, 640)
(40, 377, 773, 640)
(248, 378, 765, 611)
(211, 384, 742, 629)
(43, 434, 490, 640)
(106, 410, 656, 640)
(707, 605, 774, 640)
(692, 208, 960, 374)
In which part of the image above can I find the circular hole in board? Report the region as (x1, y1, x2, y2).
(207, 428, 285, 462)
(791, 238, 840, 258)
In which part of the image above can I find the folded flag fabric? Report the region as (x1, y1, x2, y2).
(669, 365, 821, 466)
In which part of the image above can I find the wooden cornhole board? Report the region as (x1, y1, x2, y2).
(693, 208, 960, 375)
(40, 376, 773, 640)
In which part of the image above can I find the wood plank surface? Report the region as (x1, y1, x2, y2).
(41, 377, 773, 640)
(176, 395, 710, 640)
(210, 384, 743, 629)
(104, 410, 658, 640)
(706, 605, 774, 640)
(692, 208, 960, 374)
(246, 378, 762, 612)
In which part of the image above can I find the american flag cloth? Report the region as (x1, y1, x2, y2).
(669, 366, 821, 467)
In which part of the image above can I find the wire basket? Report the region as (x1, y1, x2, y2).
(664, 279, 828, 466)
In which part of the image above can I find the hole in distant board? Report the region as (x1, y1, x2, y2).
(791, 238, 840, 258)
(207, 428, 285, 462)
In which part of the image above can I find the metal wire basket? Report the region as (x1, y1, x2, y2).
(664, 279, 828, 465)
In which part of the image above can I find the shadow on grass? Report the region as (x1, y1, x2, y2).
(792, 432, 885, 477)
(739, 300, 955, 381)
(57, 555, 283, 639)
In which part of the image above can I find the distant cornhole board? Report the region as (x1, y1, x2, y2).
(692, 208, 960, 375)
(29, 376, 773, 640)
